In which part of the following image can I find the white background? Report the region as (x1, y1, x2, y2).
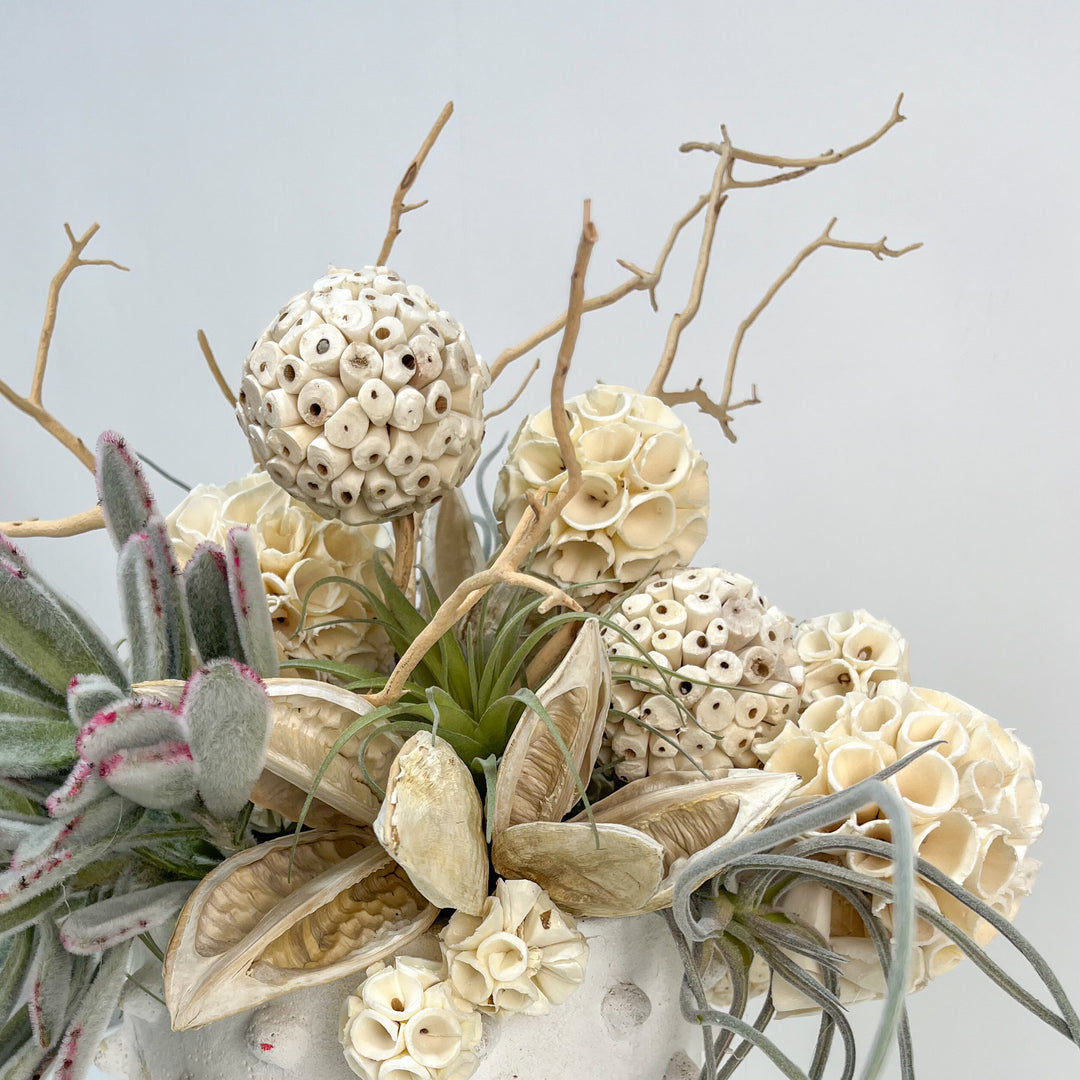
(1, 2, 1077, 1077)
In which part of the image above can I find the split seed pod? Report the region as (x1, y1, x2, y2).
(165, 828, 438, 1030)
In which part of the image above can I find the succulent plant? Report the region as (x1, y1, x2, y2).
(493, 386, 708, 592)
(601, 567, 803, 782)
(237, 267, 488, 525)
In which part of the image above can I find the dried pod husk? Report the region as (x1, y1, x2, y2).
(375, 731, 488, 915)
(164, 828, 438, 1030)
(491, 620, 610, 835)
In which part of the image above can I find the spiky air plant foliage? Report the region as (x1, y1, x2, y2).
(0, 434, 282, 1080)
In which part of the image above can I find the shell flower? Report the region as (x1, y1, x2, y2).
(237, 266, 488, 524)
(167, 471, 393, 673)
(340, 955, 483, 1080)
(755, 680, 1046, 1008)
(440, 879, 588, 1017)
(493, 385, 708, 592)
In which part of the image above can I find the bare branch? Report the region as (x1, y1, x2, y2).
(376, 101, 454, 266)
(488, 195, 708, 382)
(197, 330, 236, 407)
(484, 357, 541, 421)
(365, 202, 598, 709)
(0, 506, 105, 538)
(657, 219, 922, 441)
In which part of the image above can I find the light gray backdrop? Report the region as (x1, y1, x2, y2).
(1, 2, 1077, 1077)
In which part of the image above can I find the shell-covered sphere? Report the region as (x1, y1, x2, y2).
(756, 680, 1046, 1006)
(166, 472, 392, 673)
(440, 879, 589, 1017)
(602, 568, 803, 781)
(795, 609, 910, 705)
(340, 955, 483, 1080)
(494, 386, 708, 591)
(238, 266, 488, 524)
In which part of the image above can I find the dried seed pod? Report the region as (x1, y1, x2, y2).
(164, 829, 438, 1030)
(241, 267, 488, 523)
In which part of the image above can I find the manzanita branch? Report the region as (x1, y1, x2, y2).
(377, 101, 454, 266)
(0, 506, 105, 539)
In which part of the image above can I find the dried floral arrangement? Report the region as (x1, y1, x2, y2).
(0, 98, 1077, 1080)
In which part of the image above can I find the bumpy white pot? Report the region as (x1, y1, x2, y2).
(96, 914, 702, 1080)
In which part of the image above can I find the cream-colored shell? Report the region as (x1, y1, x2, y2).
(493, 386, 708, 593)
(440, 879, 588, 1018)
(166, 471, 393, 673)
(164, 829, 438, 1031)
(375, 731, 489, 916)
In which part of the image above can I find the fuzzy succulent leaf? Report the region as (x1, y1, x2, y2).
(0, 787, 39, 818)
(65, 674, 127, 728)
(95, 432, 157, 550)
(76, 699, 186, 765)
(0, 721, 76, 778)
(0, 650, 63, 713)
(0, 1009, 45, 1080)
(223, 528, 279, 677)
(183, 542, 245, 665)
(0, 889, 63, 941)
(52, 940, 132, 1080)
(43, 763, 109, 820)
(0, 928, 34, 1024)
(183, 660, 271, 818)
(59, 879, 195, 955)
(0, 689, 67, 724)
(99, 743, 197, 810)
(28, 919, 72, 1052)
(0, 558, 116, 697)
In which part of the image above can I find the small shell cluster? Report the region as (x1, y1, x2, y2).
(167, 472, 392, 673)
(795, 609, 909, 704)
(340, 955, 483, 1080)
(757, 680, 1046, 1001)
(602, 568, 803, 781)
(440, 879, 589, 1017)
(237, 266, 488, 525)
(493, 386, 708, 591)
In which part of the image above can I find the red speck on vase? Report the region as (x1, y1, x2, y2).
(260, 1043, 274, 1052)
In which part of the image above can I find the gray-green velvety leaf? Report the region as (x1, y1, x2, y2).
(183, 660, 271, 818)
(65, 675, 127, 728)
(0, 690, 67, 724)
(183, 542, 245, 665)
(28, 918, 72, 1052)
(58, 880, 195, 955)
(0, 722, 76, 778)
(0, 928, 34, 1024)
(0, 650, 63, 713)
(117, 533, 170, 683)
(225, 528, 279, 677)
(95, 432, 157, 549)
(75, 699, 186, 765)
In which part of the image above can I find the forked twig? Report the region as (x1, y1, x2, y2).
(656, 218, 922, 440)
(0, 223, 128, 538)
(364, 202, 598, 709)
(377, 101, 454, 266)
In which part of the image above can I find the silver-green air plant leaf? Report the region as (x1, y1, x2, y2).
(58, 879, 196, 955)
(95, 431, 157, 550)
(182, 542, 246, 665)
(224, 527, 280, 677)
(182, 659, 272, 819)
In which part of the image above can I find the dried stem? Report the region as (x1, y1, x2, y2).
(365, 203, 598, 710)
(376, 101, 454, 266)
(484, 357, 541, 421)
(198, 330, 236, 406)
(391, 514, 417, 599)
(0, 223, 127, 475)
(0, 506, 105, 539)
(658, 218, 922, 441)
(488, 196, 708, 383)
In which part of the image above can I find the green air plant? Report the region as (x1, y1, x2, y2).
(0, 431, 283, 1080)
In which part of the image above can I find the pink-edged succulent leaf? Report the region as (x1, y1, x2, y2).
(98, 742, 197, 810)
(76, 699, 186, 765)
(58, 879, 195, 955)
(65, 675, 126, 728)
(43, 761, 110, 820)
(52, 939, 133, 1080)
(117, 533, 170, 683)
(224, 528, 279, 677)
(182, 659, 271, 819)
(183, 542, 245, 665)
(28, 918, 73, 1052)
(95, 432, 158, 550)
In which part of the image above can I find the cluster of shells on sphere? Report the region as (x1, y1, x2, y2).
(237, 266, 488, 525)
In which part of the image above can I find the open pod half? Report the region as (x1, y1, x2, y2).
(164, 828, 438, 1030)
(492, 770, 800, 917)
